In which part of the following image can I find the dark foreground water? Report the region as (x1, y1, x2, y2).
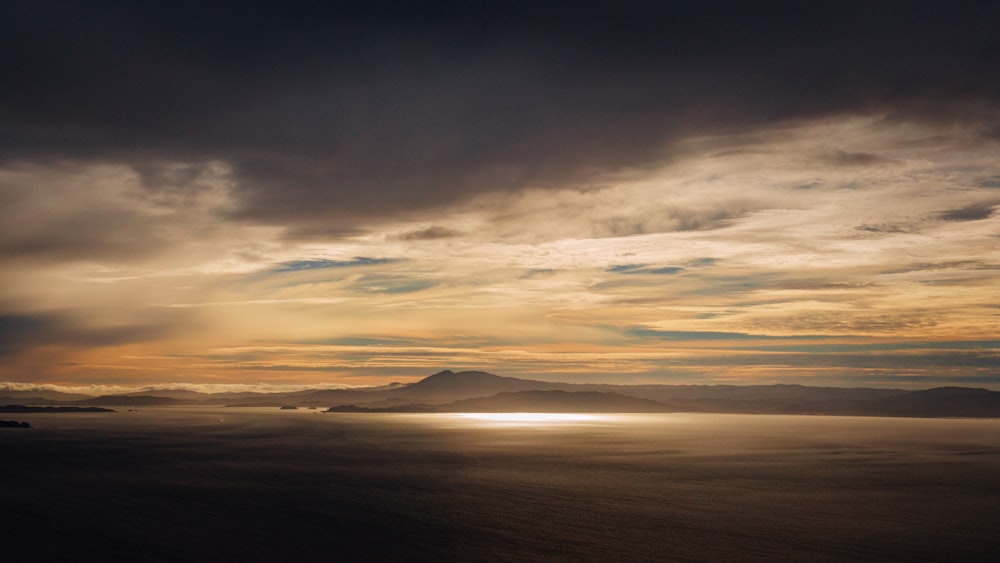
(2, 408, 998, 562)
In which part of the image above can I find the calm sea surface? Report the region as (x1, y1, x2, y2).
(3, 408, 999, 561)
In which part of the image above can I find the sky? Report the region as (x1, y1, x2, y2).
(2, 1, 999, 391)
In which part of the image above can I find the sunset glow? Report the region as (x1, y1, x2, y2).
(1, 3, 998, 391)
(4, 5, 1000, 562)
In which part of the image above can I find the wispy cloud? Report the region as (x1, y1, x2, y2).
(1, 66, 998, 388)
(396, 226, 461, 241)
(939, 202, 997, 222)
(607, 264, 685, 275)
(273, 257, 400, 272)
(626, 328, 829, 342)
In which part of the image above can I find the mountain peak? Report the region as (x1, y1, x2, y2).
(392, 370, 565, 401)
(414, 370, 506, 387)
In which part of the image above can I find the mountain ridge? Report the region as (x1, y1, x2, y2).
(8, 371, 1000, 417)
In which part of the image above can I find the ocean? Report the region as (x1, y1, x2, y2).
(3, 408, 998, 561)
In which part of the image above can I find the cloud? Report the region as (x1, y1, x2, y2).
(0, 312, 172, 356)
(397, 226, 461, 241)
(273, 257, 400, 273)
(608, 264, 684, 275)
(855, 222, 917, 234)
(820, 151, 893, 167)
(0, 160, 240, 265)
(744, 312, 941, 336)
(0, 164, 163, 262)
(347, 275, 437, 295)
(0, 314, 58, 355)
(2, 4, 1000, 393)
(626, 328, 824, 341)
(1, 2, 998, 230)
(939, 202, 997, 222)
(598, 205, 754, 236)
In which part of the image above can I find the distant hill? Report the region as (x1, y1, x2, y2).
(80, 395, 184, 407)
(0, 405, 114, 413)
(0, 420, 31, 428)
(116, 389, 210, 401)
(385, 370, 571, 403)
(316, 371, 1000, 417)
(11, 370, 1000, 417)
(0, 389, 93, 403)
(606, 383, 903, 403)
(875, 387, 1000, 417)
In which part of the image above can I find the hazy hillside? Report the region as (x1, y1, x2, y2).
(0, 389, 93, 403)
(385, 370, 572, 403)
(81, 395, 185, 407)
(875, 387, 1000, 417)
(603, 383, 904, 403)
(9, 370, 1000, 417)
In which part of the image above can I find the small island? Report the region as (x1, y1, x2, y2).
(0, 420, 31, 428)
(0, 405, 115, 413)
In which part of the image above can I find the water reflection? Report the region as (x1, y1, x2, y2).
(7, 407, 1000, 562)
(450, 412, 611, 426)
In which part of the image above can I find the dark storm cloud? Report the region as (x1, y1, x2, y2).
(820, 151, 892, 167)
(0, 312, 169, 356)
(0, 166, 168, 262)
(0, 314, 58, 355)
(939, 202, 997, 222)
(0, 212, 161, 261)
(3, 1, 999, 231)
(856, 222, 917, 234)
(397, 226, 461, 241)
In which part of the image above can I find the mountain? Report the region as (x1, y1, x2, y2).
(874, 387, 1000, 417)
(318, 371, 1000, 417)
(608, 383, 903, 403)
(0, 389, 93, 403)
(384, 370, 571, 403)
(11, 370, 1000, 417)
(80, 395, 185, 407)
(116, 389, 212, 401)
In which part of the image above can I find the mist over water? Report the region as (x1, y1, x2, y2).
(3, 408, 999, 561)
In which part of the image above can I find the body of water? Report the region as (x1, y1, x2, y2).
(3, 408, 998, 561)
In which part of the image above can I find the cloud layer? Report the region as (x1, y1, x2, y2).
(3, 2, 999, 228)
(1, 3, 999, 387)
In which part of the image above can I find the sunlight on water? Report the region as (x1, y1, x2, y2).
(451, 412, 609, 425)
(5, 408, 1000, 562)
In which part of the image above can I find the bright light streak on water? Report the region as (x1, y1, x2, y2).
(451, 412, 609, 425)
(4, 408, 999, 561)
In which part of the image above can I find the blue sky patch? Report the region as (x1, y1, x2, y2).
(608, 264, 684, 275)
(274, 257, 399, 272)
(627, 328, 829, 341)
(348, 274, 436, 294)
